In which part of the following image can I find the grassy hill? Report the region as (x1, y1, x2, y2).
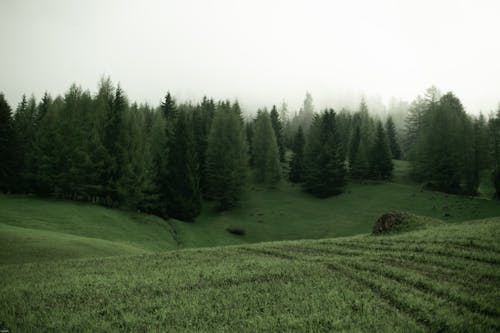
(1, 217, 499, 332)
(2, 160, 500, 264)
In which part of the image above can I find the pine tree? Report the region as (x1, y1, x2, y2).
(165, 110, 201, 221)
(385, 116, 401, 159)
(490, 108, 500, 199)
(252, 110, 281, 187)
(270, 105, 285, 162)
(0, 93, 17, 192)
(206, 104, 248, 210)
(303, 110, 346, 197)
(289, 126, 305, 183)
(368, 121, 393, 180)
(13, 95, 37, 192)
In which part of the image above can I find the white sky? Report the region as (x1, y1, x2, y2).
(1, 0, 499, 114)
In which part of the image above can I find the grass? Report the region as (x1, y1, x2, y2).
(1, 217, 499, 332)
(0, 195, 177, 264)
(2, 161, 500, 263)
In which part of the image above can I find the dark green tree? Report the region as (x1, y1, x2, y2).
(206, 104, 248, 210)
(303, 110, 346, 197)
(165, 110, 201, 221)
(490, 108, 500, 199)
(270, 105, 285, 162)
(368, 121, 393, 180)
(289, 126, 305, 183)
(385, 116, 401, 159)
(252, 110, 281, 187)
(0, 94, 18, 192)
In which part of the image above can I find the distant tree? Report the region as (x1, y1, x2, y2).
(13, 94, 37, 192)
(385, 116, 401, 159)
(368, 121, 393, 180)
(303, 110, 346, 197)
(270, 105, 285, 162)
(252, 110, 281, 186)
(206, 103, 248, 210)
(289, 126, 305, 183)
(0, 94, 17, 192)
(192, 97, 216, 197)
(165, 110, 201, 221)
(490, 107, 500, 199)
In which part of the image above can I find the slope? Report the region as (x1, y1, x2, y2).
(1, 217, 499, 332)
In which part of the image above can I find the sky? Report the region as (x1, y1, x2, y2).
(1, 0, 499, 115)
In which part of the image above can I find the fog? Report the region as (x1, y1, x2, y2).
(1, 0, 499, 115)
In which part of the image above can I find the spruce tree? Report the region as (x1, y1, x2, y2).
(252, 110, 281, 187)
(165, 110, 201, 221)
(289, 126, 305, 183)
(490, 108, 500, 199)
(0, 93, 17, 192)
(206, 104, 248, 210)
(385, 116, 401, 159)
(270, 105, 285, 162)
(303, 110, 346, 197)
(368, 121, 393, 180)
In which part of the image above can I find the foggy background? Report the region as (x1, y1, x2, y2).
(1, 0, 499, 115)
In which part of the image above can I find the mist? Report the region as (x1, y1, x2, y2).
(1, 0, 499, 114)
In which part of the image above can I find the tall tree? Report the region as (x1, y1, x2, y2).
(490, 107, 500, 199)
(0, 94, 17, 192)
(13, 95, 37, 192)
(385, 116, 401, 159)
(368, 121, 393, 180)
(303, 110, 346, 197)
(289, 126, 305, 183)
(206, 103, 248, 210)
(270, 105, 285, 162)
(165, 109, 201, 221)
(252, 110, 281, 187)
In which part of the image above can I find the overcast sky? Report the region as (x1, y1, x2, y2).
(1, 0, 499, 114)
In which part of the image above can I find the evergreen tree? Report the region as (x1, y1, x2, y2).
(385, 116, 401, 159)
(252, 110, 281, 187)
(193, 97, 215, 197)
(490, 108, 500, 199)
(13, 95, 37, 192)
(0, 94, 17, 192)
(206, 104, 248, 210)
(303, 110, 346, 197)
(164, 110, 201, 221)
(270, 105, 285, 162)
(289, 126, 305, 183)
(368, 121, 393, 180)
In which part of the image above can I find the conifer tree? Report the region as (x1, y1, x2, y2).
(252, 110, 281, 186)
(0, 94, 17, 192)
(289, 126, 305, 183)
(206, 104, 248, 210)
(270, 105, 285, 162)
(385, 116, 401, 159)
(368, 121, 393, 180)
(490, 108, 500, 199)
(165, 110, 201, 221)
(303, 110, 346, 197)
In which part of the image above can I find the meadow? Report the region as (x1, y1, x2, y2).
(1, 161, 500, 331)
(1, 217, 499, 332)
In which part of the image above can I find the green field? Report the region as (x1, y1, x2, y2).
(1, 161, 500, 331)
(2, 178, 500, 264)
(1, 217, 499, 332)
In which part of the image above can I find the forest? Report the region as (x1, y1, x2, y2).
(1, 79, 499, 222)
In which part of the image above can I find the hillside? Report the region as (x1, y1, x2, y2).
(2, 161, 500, 264)
(1, 217, 499, 332)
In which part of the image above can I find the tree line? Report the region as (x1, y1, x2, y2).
(0, 79, 499, 222)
